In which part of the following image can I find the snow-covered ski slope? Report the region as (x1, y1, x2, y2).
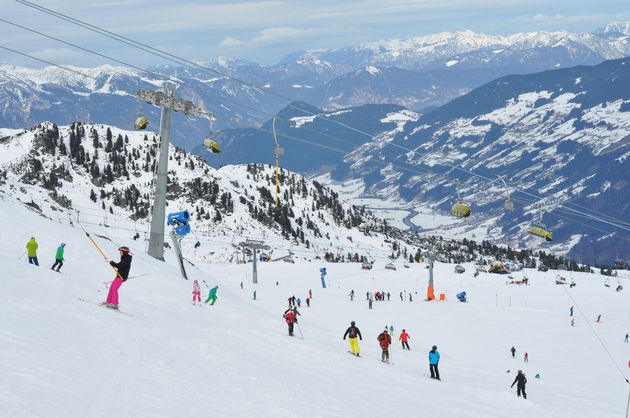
(1, 198, 629, 418)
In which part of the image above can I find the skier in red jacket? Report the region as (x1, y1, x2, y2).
(283, 307, 299, 336)
(377, 329, 392, 362)
(399, 329, 411, 350)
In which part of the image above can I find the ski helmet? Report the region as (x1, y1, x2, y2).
(351, 321, 355, 326)
(118, 246, 130, 253)
(432, 345, 437, 350)
(61, 243, 66, 247)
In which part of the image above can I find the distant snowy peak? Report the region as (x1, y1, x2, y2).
(596, 21, 630, 35)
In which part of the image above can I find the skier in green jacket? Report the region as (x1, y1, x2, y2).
(205, 285, 219, 305)
(26, 237, 39, 266)
(51, 243, 66, 272)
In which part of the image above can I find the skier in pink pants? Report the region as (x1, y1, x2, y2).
(192, 280, 201, 304)
(105, 246, 132, 309)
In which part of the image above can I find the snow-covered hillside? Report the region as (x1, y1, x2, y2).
(1, 192, 629, 418)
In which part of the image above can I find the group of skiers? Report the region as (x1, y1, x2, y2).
(24, 237, 66, 272)
(191, 280, 219, 305)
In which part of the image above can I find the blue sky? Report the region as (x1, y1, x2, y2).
(1, 0, 629, 67)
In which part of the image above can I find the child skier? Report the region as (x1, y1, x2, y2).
(26, 237, 39, 266)
(429, 345, 441, 380)
(399, 329, 411, 350)
(205, 286, 219, 305)
(343, 321, 363, 356)
(192, 280, 201, 304)
(377, 328, 392, 363)
(51, 243, 66, 272)
(104, 246, 132, 309)
(511, 370, 527, 399)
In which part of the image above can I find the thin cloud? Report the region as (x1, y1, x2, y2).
(220, 27, 331, 48)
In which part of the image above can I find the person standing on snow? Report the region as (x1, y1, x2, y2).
(306, 297, 310, 307)
(389, 325, 394, 337)
(596, 314, 602, 323)
(192, 280, 201, 304)
(205, 285, 219, 305)
(625, 333, 628, 343)
(349, 290, 355, 301)
(283, 307, 297, 336)
(510, 346, 516, 358)
(296, 297, 301, 308)
(429, 345, 441, 380)
(368, 297, 373, 310)
(343, 321, 363, 356)
(399, 329, 411, 350)
(387, 292, 390, 301)
(51, 243, 66, 272)
(377, 328, 392, 363)
(309, 289, 312, 299)
(26, 237, 39, 266)
(571, 318, 575, 327)
(511, 370, 527, 399)
(524, 352, 529, 363)
(400, 291, 403, 301)
(104, 246, 132, 309)
(570, 306, 574, 316)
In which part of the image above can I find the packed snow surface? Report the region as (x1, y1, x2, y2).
(1, 198, 629, 418)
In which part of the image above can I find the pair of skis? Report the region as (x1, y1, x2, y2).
(78, 297, 133, 316)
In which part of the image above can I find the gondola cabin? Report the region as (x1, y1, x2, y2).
(528, 222, 553, 241)
(134, 116, 149, 130)
(203, 139, 221, 154)
(451, 202, 471, 218)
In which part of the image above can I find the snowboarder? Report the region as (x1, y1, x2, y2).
(524, 352, 529, 363)
(570, 306, 574, 316)
(296, 297, 301, 308)
(625, 333, 628, 343)
(399, 329, 411, 350)
(51, 243, 65, 272)
(283, 307, 299, 336)
(429, 345, 440, 380)
(343, 321, 363, 356)
(306, 297, 310, 307)
(192, 280, 201, 304)
(104, 246, 132, 309)
(510, 346, 516, 358)
(26, 237, 39, 266)
(349, 290, 355, 301)
(511, 370, 527, 399)
(596, 314, 602, 323)
(377, 328, 392, 363)
(205, 285, 219, 305)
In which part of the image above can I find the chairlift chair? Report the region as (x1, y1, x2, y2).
(451, 180, 471, 218)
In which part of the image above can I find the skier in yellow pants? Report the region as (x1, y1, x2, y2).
(343, 321, 363, 356)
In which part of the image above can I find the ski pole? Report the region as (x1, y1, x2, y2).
(17, 250, 26, 261)
(78, 223, 124, 281)
(296, 321, 304, 339)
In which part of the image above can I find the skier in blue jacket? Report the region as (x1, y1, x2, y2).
(429, 345, 441, 380)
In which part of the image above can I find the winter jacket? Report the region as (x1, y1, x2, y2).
(512, 373, 527, 387)
(208, 286, 218, 298)
(55, 246, 65, 261)
(343, 326, 362, 340)
(399, 331, 410, 342)
(284, 311, 296, 324)
(429, 349, 440, 365)
(26, 239, 38, 257)
(377, 332, 392, 348)
(110, 253, 132, 281)
(192, 282, 200, 293)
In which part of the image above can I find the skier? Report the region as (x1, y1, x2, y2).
(306, 297, 310, 307)
(368, 297, 373, 310)
(596, 314, 602, 323)
(524, 352, 529, 363)
(571, 318, 575, 327)
(366, 291, 370, 301)
(349, 290, 355, 301)
(625, 333, 629, 343)
(409, 293, 413, 302)
(309, 289, 312, 299)
(387, 292, 390, 301)
(377, 328, 392, 363)
(400, 291, 403, 301)
(253, 290, 257, 300)
(26, 237, 39, 266)
(389, 325, 394, 337)
(194, 241, 201, 249)
(205, 285, 219, 305)
(510, 346, 516, 358)
(192, 280, 201, 304)
(51, 243, 66, 272)
(429, 345, 440, 380)
(511, 370, 527, 399)
(104, 246, 132, 309)
(296, 297, 301, 308)
(399, 329, 411, 350)
(240, 281, 243, 289)
(343, 321, 363, 356)
(570, 306, 574, 316)
(283, 307, 298, 336)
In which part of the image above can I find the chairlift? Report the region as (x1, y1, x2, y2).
(451, 179, 471, 218)
(528, 220, 553, 241)
(134, 97, 149, 130)
(272, 117, 284, 208)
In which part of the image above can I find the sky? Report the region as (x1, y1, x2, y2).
(1, 0, 629, 68)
